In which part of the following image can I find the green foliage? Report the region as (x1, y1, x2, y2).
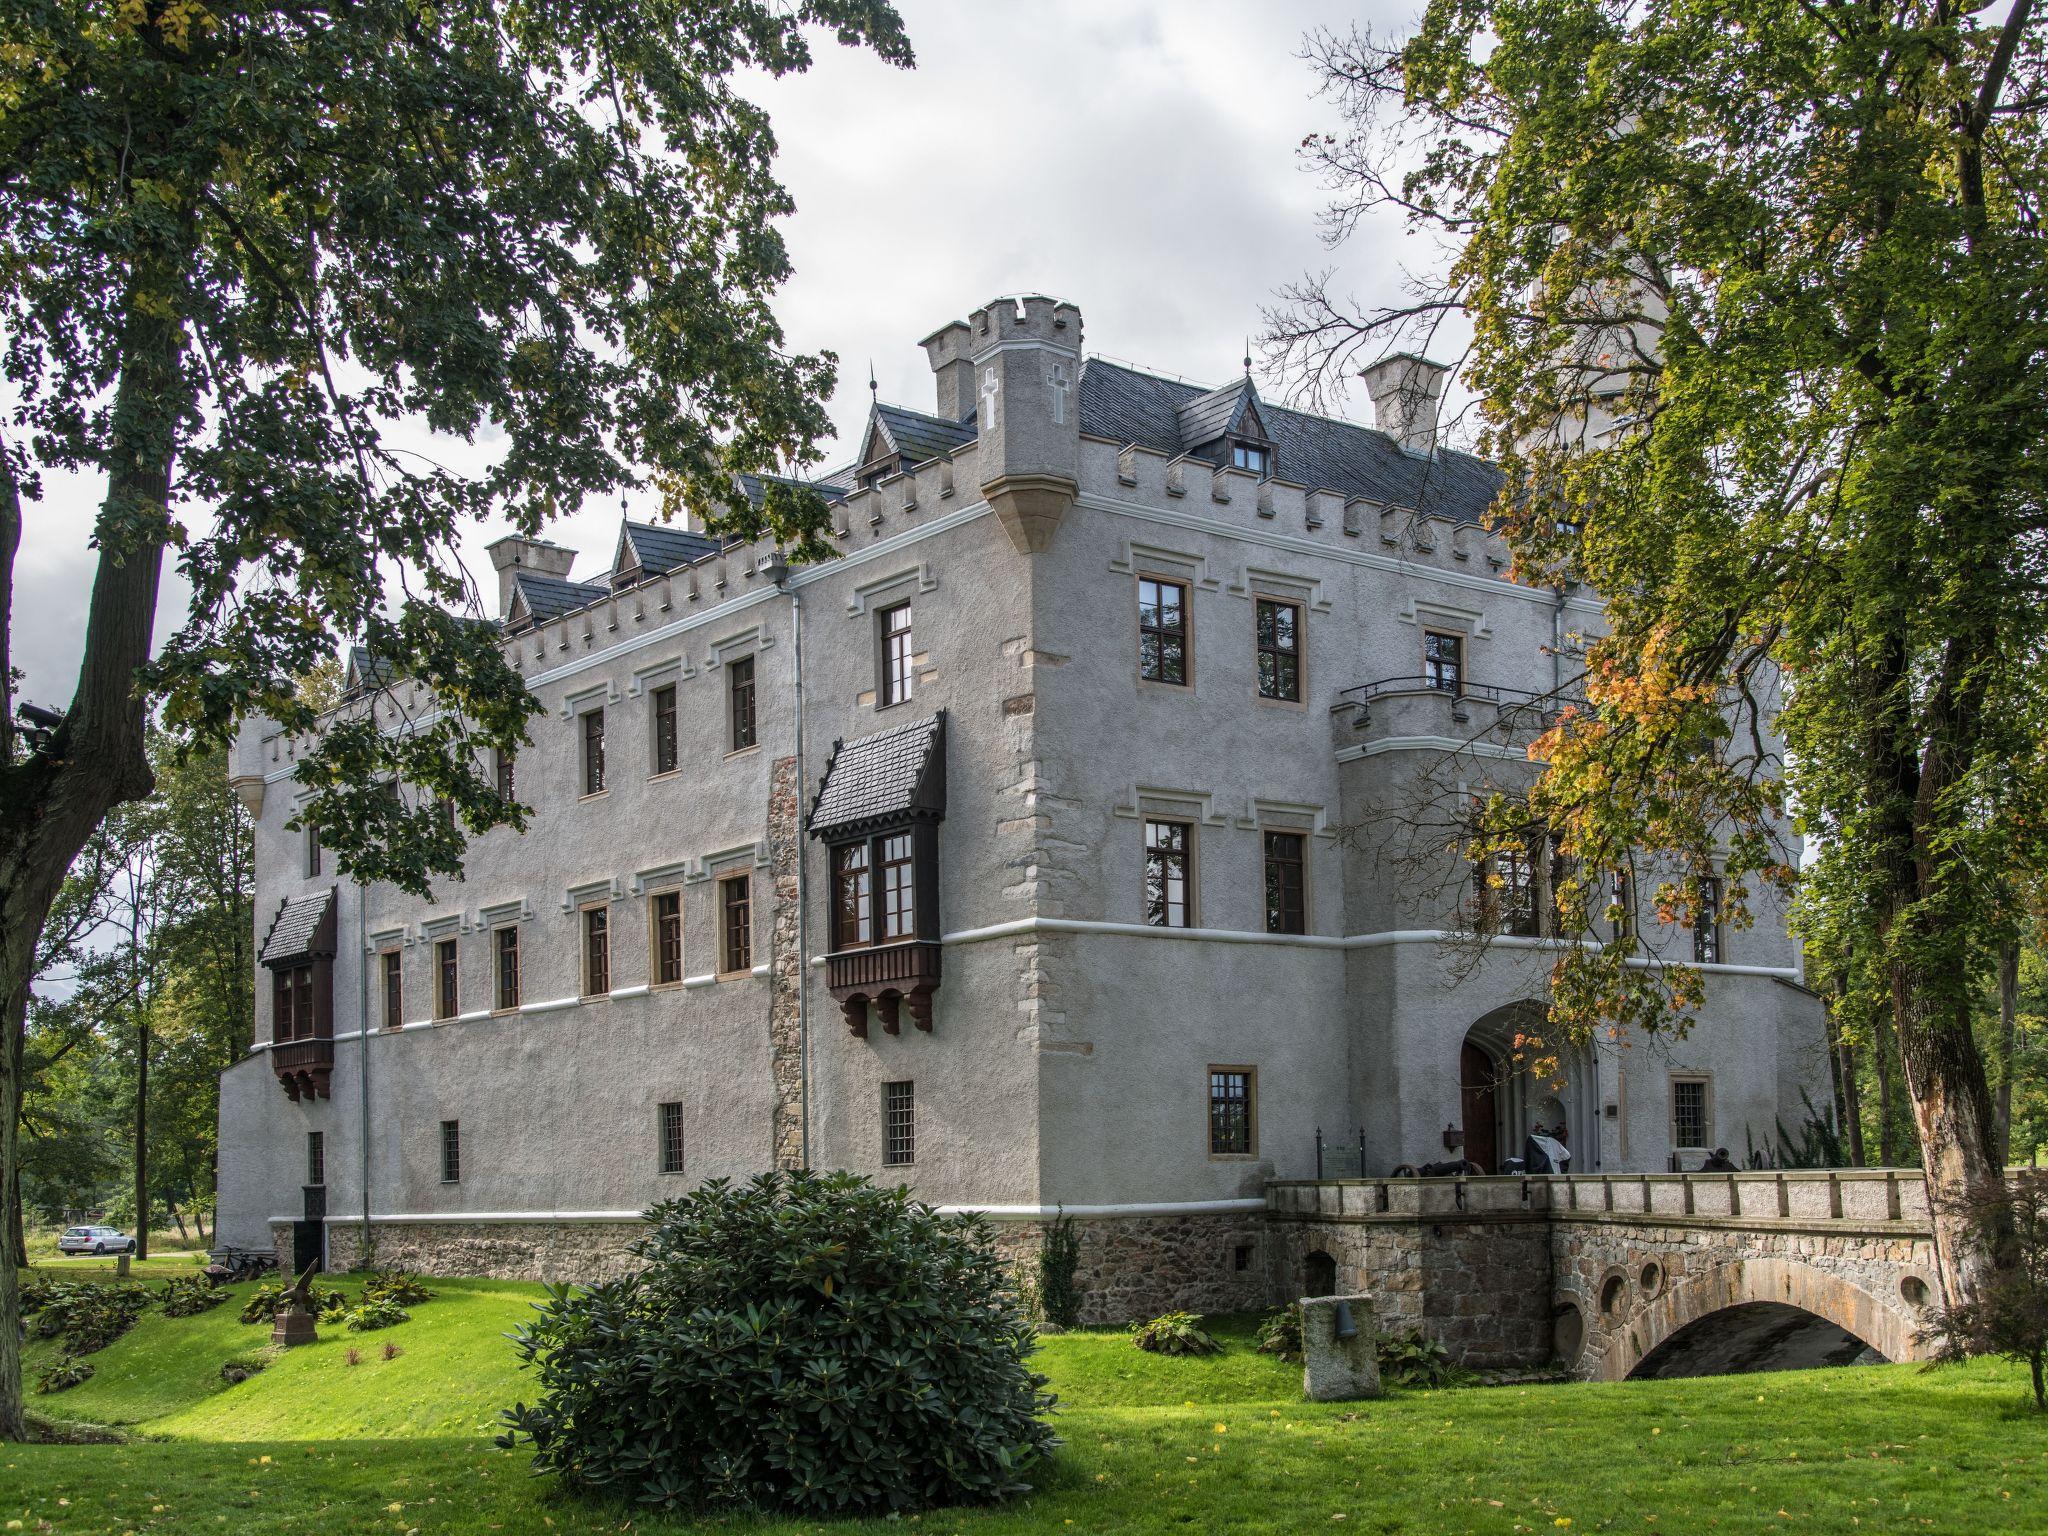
(157, 1275, 227, 1318)
(1924, 1170, 2048, 1409)
(360, 1271, 436, 1308)
(497, 1171, 1055, 1517)
(32, 1283, 154, 1355)
(239, 1282, 345, 1326)
(1038, 1208, 1083, 1331)
(1129, 1312, 1223, 1357)
(340, 1298, 411, 1333)
(1255, 1304, 1304, 1364)
(1376, 1330, 1462, 1389)
(35, 1356, 95, 1395)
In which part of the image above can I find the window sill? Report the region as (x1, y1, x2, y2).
(647, 769, 682, 784)
(578, 991, 609, 1003)
(1136, 677, 1193, 692)
(579, 790, 610, 803)
(724, 744, 762, 761)
(490, 1006, 520, 1018)
(1208, 1152, 1262, 1163)
(715, 969, 755, 983)
(1254, 693, 1308, 710)
(649, 979, 684, 992)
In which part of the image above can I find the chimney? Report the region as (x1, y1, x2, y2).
(485, 535, 577, 619)
(1359, 354, 1452, 456)
(921, 319, 975, 421)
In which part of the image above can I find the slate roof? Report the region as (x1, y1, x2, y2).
(511, 569, 609, 622)
(620, 519, 724, 576)
(868, 403, 977, 466)
(808, 710, 947, 838)
(739, 472, 850, 507)
(1174, 377, 1261, 449)
(1076, 358, 1503, 524)
(345, 646, 395, 694)
(260, 887, 337, 966)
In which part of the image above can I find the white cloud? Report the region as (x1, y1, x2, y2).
(12, 0, 1431, 707)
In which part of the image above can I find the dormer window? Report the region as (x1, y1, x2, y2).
(1232, 443, 1271, 477)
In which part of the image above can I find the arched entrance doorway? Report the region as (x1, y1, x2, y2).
(1460, 1004, 1599, 1173)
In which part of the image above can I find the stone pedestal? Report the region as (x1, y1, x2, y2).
(1302, 1293, 1382, 1402)
(271, 1306, 317, 1348)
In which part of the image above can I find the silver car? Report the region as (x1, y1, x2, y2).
(56, 1225, 136, 1256)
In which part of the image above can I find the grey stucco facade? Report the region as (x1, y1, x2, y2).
(218, 293, 1828, 1313)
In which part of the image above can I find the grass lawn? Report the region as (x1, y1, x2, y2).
(3, 1272, 2045, 1534)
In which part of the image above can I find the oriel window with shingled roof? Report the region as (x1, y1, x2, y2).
(808, 711, 947, 1038)
(259, 888, 338, 1101)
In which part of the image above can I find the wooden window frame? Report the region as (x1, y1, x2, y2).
(580, 706, 607, 797)
(879, 830, 916, 942)
(1254, 596, 1304, 704)
(882, 1079, 916, 1167)
(380, 949, 403, 1030)
(1143, 817, 1195, 929)
(493, 925, 521, 1013)
(439, 1119, 462, 1184)
(434, 937, 459, 1021)
(273, 964, 314, 1042)
(304, 822, 322, 878)
(1693, 876, 1724, 964)
(877, 601, 914, 709)
(831, 841, 874, 951)
(1136, 575, 1191, 687)
(1423, 629, 1465, 695)
(658, 1101, 686, 1175)
(1208, 1065, 1258, 1158)
(651, 683, 679, 777)
(1670, 1075, 1714, 1151)
(718, 873, 753, 978)
(1262, 830, 1308, 935)
(581, 903, 611, 998)
(649, 889, 684, 988)
(494, 746, 517, 803)
(727, 655, 758, 754)
(1231, 442, 1271, 476)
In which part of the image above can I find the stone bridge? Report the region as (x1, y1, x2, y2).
(1265, 1169, 1938, 1379)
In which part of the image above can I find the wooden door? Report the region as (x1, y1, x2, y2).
(1460, 1041, 1499, 1173)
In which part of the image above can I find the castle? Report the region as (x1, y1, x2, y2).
(218, 294, 1827, 1320)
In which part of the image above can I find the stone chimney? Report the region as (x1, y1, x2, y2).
(920, 319, 976, 421)
(964, 294, 1083, 553)
(1359, 354, 1452, 456)
(485, 535, 577, 619)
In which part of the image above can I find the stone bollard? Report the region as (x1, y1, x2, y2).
(1302, 1293, 1383, 1402)
(271, 1299, 318, 1348)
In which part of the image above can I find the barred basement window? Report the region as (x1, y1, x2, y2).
(658, 1101, 685, 1175)
(435, 937, 458, 1020)
(651, 891, 683, 985)
(1138, 577, 1189, 685)
(882, 1080, 916, 1166)
(652, 683, 679, 775)
(440, 1120, 462, 1183)
(582, 905, 611, 996)
(381, 950, 403, 1030)
(495, 926, 521, 1012)
(1693, 877, 1724, 964)
(1423, 630, 1464, 694)
(1255, 598, 1301, 702)
(306, 1131, 325, 1187)
(581, 707, 606, 795)
(1209, 1067, 1255, 1156)
(879, 602, 914, 708)
(1144, 819, 1192, 928)
(1263, 831, 1307, 935)
(729, 656, 757, 752)
(1671, 1077, 1712, 1150)
(720, 874, 752, 976)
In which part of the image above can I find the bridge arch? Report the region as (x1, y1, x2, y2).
(1587, 1256, 1927, 1381)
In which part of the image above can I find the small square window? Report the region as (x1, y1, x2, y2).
(658, 1101, 685, 1175)
(720, 874, 753, 976)
(1209, 1068, 1255, 1156)
(440, 1119, 462, 1183)
(1144, 819, 1192, 928)
(582, 905, 611, 997)
(883, 1080, 916, 1167)
(495, 926, 521, 1012)
(1232, 443, 1270, 476)
(729, 656, 757, 752)
(651, 891, 683, 985)
(1137, 577, 1189, 686)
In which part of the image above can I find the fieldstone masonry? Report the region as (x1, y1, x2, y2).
(317, 1218, 647, 1283)
(989, 1209, 1272, 1325)
(765, 755, 805, 1171)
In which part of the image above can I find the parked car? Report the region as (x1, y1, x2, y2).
(56, 1225, 136, 1256)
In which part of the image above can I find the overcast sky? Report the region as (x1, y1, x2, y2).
(12, 0, 1437, 712)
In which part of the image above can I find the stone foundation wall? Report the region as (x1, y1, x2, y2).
(308, 1219, 648, 1284)
(988, 1209, 1272, 1326)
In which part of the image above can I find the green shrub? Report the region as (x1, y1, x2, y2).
(1256, 1303, 1304, 1364)
(360, 1270, 436, 1307)
(36, 1355, 94, 1394)
(1038, 1208, 1082, 1331)
(240, 1281, 346, 1325)
(159, 1274, 228, 1317)
(498, 1170, 1056, 1517)
(1129, 1311, 1223, 1357)
(1377, 1329, 1462, 1387)
(35, 1284, 152, 1354)
(340, 1297, 411, 1332)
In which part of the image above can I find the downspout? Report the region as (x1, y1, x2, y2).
(356, 878, 371, 1268)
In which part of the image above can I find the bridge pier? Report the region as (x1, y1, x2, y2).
(1264, 1170, 1939, 1379)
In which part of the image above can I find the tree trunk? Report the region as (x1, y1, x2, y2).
(1996, 939, 2019, 1169)
(132, 1019, 150, 1262)
(1840, 1040, 1866, 1167)
(0, 985, 25, 1440)
(1877, 1013, 1896, 1166)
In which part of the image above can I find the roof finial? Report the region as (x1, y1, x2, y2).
(1243, 336, 1252, 378)
(868, 359, 878, 400)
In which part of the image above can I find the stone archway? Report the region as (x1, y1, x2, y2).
(1586, 1257, 1926, 1382)
(1462, 1003, 1599, 1174)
